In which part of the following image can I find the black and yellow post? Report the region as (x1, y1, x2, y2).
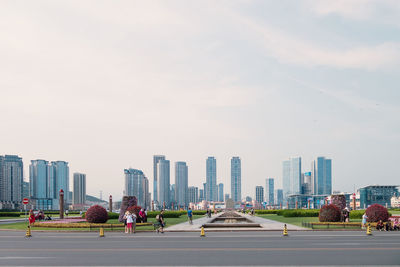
(25, 226, 32, 238)
(200, 226, 205, 237)
(366, 224, 372, 236)
(283, 224, 288, 237)
(99, 227, 105, 238)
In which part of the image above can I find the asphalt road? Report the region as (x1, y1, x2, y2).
(0, 230, 399, 266)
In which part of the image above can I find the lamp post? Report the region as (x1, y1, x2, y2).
(109, 195, 113, 212)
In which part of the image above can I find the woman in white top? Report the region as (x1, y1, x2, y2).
(362, 213, 368, 229)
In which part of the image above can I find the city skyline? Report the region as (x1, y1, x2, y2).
(1, 1, 399, 201)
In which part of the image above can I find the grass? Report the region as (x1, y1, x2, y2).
(0, 215, 203, 231)
(257, 214, 363, 229)
(0, 217, 24, 220)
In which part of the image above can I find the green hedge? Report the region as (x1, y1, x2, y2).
(255, 210, 279, 215)
(281, 209, 320, 217)
(0, 212, 21, 217)
(349, 210, 365, 219)
(107, 212, 119, 219)
(192, 210, 207, 215)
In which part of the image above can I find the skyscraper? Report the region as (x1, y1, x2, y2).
(175, 162, 188, 208)
(153, 155, 165, 203)
(282, 157, 301, 201)
(30, 160, 49, 199)
(265, 178, 274, 205)
(199, 189, 204, 202)
(0, 155, 23, 205)
(51, 161, 70, 203)
(170, 184, 176, 208)
(124, 168, 147, 207)
(218, 183, 224, 202)
(206, 157, 217, 201)
(276, 189, 284, 206)
(255, 186, 264, 204)
(188, 186, 198, 204)
(73, 173, 86, 205)
(311, 157, 332, 195)
(157, 159, 170, 208)
(231, 157, 241, 202)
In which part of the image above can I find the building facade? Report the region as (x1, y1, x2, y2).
(157, 159, 170, 208)
(359, 185, 399, 208)
(199, 189, 204, 202)
(206, 157, 217, 201)
(51, 161, 70, 203)
(255, 186, 264, 204)
(265, 178, 274, 205)
(188, 186, 198, 204)
(231, 157, 241, 202)
(73, 173, 86, 205)
(218, 183, 224, 202)
(153, 155, 165, 204)
(276, 189, 284, 206)
(175, 162, 188, 208)
(311, 157, 332, 195)
(283, 157, 302, 202)
(124, 169, 148, 208)
(0, 155, 23, 207)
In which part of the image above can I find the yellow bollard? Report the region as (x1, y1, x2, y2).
(200, 226, 205, 237)
(366, 224, 372, 236)
(25, 226, 32, 238)
(283, 224, 288, 237)
(99, 227, 105, 238)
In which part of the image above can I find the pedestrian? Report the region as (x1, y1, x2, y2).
(187, 208, 193, 225)
(65, 209, 69, 217)
(132, 212, 137, 233)
(139, 209, 145, 223)
(123, 211, 129, 233)
(376, 220, 384, 231)
(362, 213, 368, 229)
(126, 212, 134, 234)
(156, 210, 165, 233)
(28, 210, 35, 226)
(143, 208, 147, 222)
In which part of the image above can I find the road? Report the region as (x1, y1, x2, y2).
(0, 230, 399, 266)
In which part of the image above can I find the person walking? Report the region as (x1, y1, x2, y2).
(362, 213, 368, 229)
(187, 208, 193, 225)
(123, 211, 129, 233)
(156, 210, 165, 233)
(28, 210, 35, 226)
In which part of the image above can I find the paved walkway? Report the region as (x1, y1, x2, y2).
(165, 212, 307, 231)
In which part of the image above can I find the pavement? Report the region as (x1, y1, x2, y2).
(166, 212, 306, 231)
(0, 230, 399, 266)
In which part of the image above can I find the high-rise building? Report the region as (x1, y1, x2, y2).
(265, 178, 274, 205)
(73, 173, 86, 205)
(224, 193, 230, 201)
(0, 155, 23, 205)
(153, 155, 165, 203)
(203, 182, 207, 201)
(206, 157, 217, 201)
(22, 181, 29, 199)
(157, 159, 170, 208)
(255, 186, 264, 204)
(231, 157, 241, 202)
(283, 157, 301, 201)
(199, 189, 204, 202)
(311, 157, 332, 195)
(51, 161, 70, 203)
(218, 183, 224, 202)
(143, 177, 150, 209)
(124, 168, 148, 207)
(175, 162, 188, 208)
(276, 189, 284, 206)
(302, 172, 313, 195)
(170, 184, 176, 208)
(188, 186, 198, 204)
(30, 160, 50, 199)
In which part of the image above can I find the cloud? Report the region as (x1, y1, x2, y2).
(234, 13, 400, 70)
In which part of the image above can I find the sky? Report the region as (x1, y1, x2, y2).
(1, 0, 399, 201)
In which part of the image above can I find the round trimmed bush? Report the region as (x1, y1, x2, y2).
(331, 195, 346, 210)
(366, 204, 389, 222)
(319, 204, 341, 222)
(85, 205, 108, 223)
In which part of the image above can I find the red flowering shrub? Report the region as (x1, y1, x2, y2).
(331, 195, 346, 210)
(366, 204, 389, 222)
(319, 204, 341, 222)
(85, 205, 108, 223)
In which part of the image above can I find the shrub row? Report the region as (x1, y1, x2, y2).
(0, 212, 21, 217)
(255, 209, 320, 217)
(255, 210, 280, 215)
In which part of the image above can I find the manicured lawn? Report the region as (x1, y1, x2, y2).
(0, 215, 203, 231)
(0, 217, 24, 220)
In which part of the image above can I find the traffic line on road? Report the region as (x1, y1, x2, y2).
(0, 247, 399, 252)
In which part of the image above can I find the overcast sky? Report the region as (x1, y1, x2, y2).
(1, 0, 399, 200)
